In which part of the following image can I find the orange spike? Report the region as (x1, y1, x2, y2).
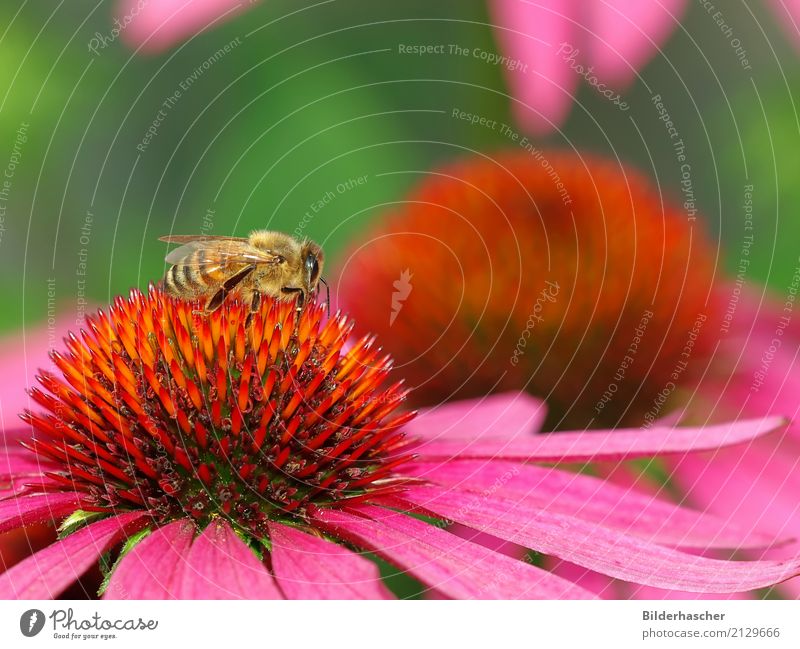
(234, 322, 247, 364)
(215, 364, 227, 402)
(185, 378, 204, 412)
(168, 359, 186, 391)
(177, 409, 192, 435)
(237, 356, 254, 413)
(194, 419, 209, 449)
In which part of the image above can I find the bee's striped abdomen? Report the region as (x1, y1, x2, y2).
(164, 248, 235, 298)
(164, 264, 187, 295)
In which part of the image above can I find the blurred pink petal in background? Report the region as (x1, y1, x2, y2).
(490, 0, 688, 133)
(666, 287, 800, 597)
(118, 0, 250, 53)
(0, 317, 74, 436)
(768, 0, 800, 50)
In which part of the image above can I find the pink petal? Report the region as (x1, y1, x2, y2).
(400, 460, 780, 549)
(411, 415, 786, 462)
(447, 522, 529, 560)
(544, 558, 621, 599)
(775, 575, 800, 600)
(769, 0, 800, 51)
(0, 447, 54, 477)
(1, 427, 34, 448)
(408, 391, 546, 440)
(670, 437, 800, 542)
(0, 318, 74, 436)
(118, 0, 249, 53)
(0, 492, 84, 534)
(0, 446, 61, 498)
(105, 519, 195, 599)
(312, 505, 595, 599)
(390, 485, 800, 592)
(545, 558, 750, 599)
(268, 522, 392, 599)
(0, 511, 146, 598)
(626, 582, 750, 600)
(587, 0, 687, 84)
(175, 519, 282, 599)
(490, 0, 579, 133)
(720, 331, 800, 440)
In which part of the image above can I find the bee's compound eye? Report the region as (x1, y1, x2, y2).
(306, 254, 320, 282)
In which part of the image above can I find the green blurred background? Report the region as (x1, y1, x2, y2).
(1, 0, 798, 332)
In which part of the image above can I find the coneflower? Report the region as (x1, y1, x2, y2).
(0, 287, 796, 599)
(334, 149, 800, 598)
(336, 150, 719, 429)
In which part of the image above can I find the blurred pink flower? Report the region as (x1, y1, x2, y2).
(490, 0, 800, 133)
(1, 288, 797, 598)
(117, 0, 249, 53)
(489, 0, 689, 134)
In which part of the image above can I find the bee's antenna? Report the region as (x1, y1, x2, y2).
(319, 277, 330, 317)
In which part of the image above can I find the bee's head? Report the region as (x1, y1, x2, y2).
(302, 241, 324, 287)
(301, 241, 328, 314)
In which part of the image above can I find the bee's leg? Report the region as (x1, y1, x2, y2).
(280, 288, 307, 340)
(207, 264, 256, 312)
(206, 288, 228, 313)
(318, 277, 330, 317)
(280, 287, 305, 312)
(245, 291, 261, 328)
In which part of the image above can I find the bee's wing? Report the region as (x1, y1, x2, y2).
(159, 235, 248, 244)
(161, 237, 282, 267)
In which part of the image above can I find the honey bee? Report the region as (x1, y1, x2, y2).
(159, 231, 327, 313)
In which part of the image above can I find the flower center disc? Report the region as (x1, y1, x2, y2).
(338, 151, 720, 427)
(23, 288, 415, 538)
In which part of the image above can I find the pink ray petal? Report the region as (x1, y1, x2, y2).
(446, 522, 529, 560)
(490, 0, 579, 134)
(769, 0, 800, 51)
(105, 519, 195, 599)
(0, 449, 53, 477)
(268, 522, 393, 599)
(626, 582, 750, 600)
(0, 318, 74, 436)
(1, 427, 35, 448)
(717, 331, 800, 439)
(411, 415, 786, 462)
(545, 557, 621, 599)
(400, 459, 780, 549)
(118, 0, 249, 53)
(0, 511, 146, 599)
(546, 557, 749, 599)
(312, 505, 595, 599)
(389, 485, 800, 592)
(0, 484, 29, 500)
(774, 574, 800, 599)
(0, 492, 84, 534)
(670, 438, 800, 542)
(175, 519, 282, 599)
(587, 0, 687, 84)
(408, 391, 546, 440)
(0, 474, 62, 501)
